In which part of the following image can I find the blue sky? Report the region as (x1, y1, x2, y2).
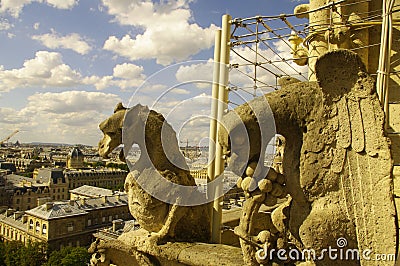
(0, 0, 307, 146)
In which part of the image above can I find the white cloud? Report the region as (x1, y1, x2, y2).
(0, 107, 29, 124)
(101, 0, 218, 65)
(0, 51, 82, 92)
(113, 63, 144, 80)
(175, 59, 214, 89)
(33, 23, 40, 30)
(24, 91, 121, 114)
(32, 31, 92, 55)
(0, 0, 78, 17)
(0, 51, 147, 92)
(83, 63, 147, 90)
(0, 19, 12, 31)
(0, 91, 122, 145)
(45, 0, 77, 9)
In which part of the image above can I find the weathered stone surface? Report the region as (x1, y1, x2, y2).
(90, 229, 243, 266)
(98, 104, 210, 244)
(219, 50, 397, 265)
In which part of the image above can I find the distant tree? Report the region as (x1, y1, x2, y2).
(23, 241, 47, 266)
(3, 241, 21, 266)
(0, 241, 5, 266)
(45, 246, 90, 266)
(0, 240, 46, 266)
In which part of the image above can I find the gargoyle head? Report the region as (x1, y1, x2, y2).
(98, 102, 127, 159)
(218, 97, 276, 179)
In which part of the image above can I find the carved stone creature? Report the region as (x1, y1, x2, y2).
(98, 104, 210, 243)
(219, 50, 397, 265)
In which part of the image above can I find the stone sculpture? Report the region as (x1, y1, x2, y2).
(219, 50, 397, 265)
(98, 103, 210, 244)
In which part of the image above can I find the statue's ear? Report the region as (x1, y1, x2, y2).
(114, 102, 127, 113)
(315, 50, 367, 99)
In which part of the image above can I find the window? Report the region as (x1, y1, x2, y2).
(102, 217, 106, 223)
(67, 223, 74, 232)
(16, 199, 20, 204)
(42, 224, 47, 235)
(29, 219, 33, 230)
(36, 222, 40, 233)
(27, 198, 31, 203)
(108, 215, 112, 222)
(87, 219, 92, 226)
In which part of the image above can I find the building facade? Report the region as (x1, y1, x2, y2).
(65, 169, 127, 190)
(0, 194, 131, 251)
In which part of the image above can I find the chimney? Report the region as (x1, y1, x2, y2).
(45, 202, 53, 211)
(112, 219, 123, 232)
(115, 194, 120, 201)
(102, 196, 108, 203)
(13, 211, 24, 220)
(68, 200, 75, 206)
(5, 209, 15, 217)
(22, 214, 28, 223)
(80, 198, 86, 205)
(37, 197, 51, 206)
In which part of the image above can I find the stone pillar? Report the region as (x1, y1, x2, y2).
(296, 0, 371, 79)
(306, 0, 330, 81)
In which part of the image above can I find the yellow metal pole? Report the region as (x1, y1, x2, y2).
(207, 29, 222, 239)
(212, 14, 231, 244)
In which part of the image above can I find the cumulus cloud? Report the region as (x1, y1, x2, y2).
(0, 107, 29, 124)
(0, 19, 12, 31)
(0, 51, 147, 92)
(0, 0, 78, 17)
(113, 63, 144, 80)
(24, 91, 121, 114)
(175, 59, 215, 89)
(0, 91, 122, 145)
(32, 31, 92, 55)
(0, 51, 82, 92)
(45, 0, 77, 9)
(101, 0, 218, 65)
(84, 63, 147, 90)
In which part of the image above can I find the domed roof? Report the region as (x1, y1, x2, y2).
(68, 147, 84, 158)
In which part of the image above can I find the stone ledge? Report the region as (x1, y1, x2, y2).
(91, 229, 244, 266)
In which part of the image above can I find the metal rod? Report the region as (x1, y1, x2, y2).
(211, 14, 231, 244)
(207, 29, 222, 241)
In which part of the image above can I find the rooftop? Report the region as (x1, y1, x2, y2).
(26, 194, 128, 220)
(5, 174, 47, 188)
(70, 185, 125, 198)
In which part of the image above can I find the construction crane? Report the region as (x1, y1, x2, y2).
(0, 130, 19, 146)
